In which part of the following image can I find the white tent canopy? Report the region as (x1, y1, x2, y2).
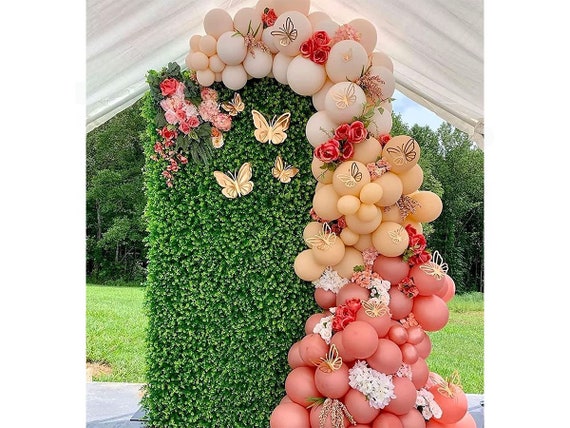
(86, 0, 483, 148)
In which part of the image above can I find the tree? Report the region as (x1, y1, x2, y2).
(86, 99, 147, 282)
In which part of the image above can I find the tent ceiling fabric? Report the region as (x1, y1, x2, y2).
(87, 0, 483, 147)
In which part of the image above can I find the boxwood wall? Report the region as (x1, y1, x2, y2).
(141, 73, 318, 426)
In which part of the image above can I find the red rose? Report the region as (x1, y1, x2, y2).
(332, 305, 357, 332)
(311, 48, 329, 65)
(409, 233, 427, 251)
(410, 251, 431, 266)
(262, 8, 277, 27)
(300, 38, 315, 58)
(160, 78, 178, 96)
(345, 298, 362, 314)
(380, 134, 392, 144)
(314, 139, 341, 163)
(347, 121, 368, 143)
(405, 224, 418, 237)
(313, 31, 331, 47)
(159, 126, 177, 140)
(334, 123, 350, 141)
(339, 141, 354, 161)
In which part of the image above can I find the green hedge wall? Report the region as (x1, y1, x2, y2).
(141, 73, 319, 426)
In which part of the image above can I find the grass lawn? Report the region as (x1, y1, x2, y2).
(86, 286, 483, 393)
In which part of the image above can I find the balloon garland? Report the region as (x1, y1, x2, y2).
(150, 0, 477, 427)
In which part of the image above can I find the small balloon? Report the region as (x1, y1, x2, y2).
(203, 9, 234, 38)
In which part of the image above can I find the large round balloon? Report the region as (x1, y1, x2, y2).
(326, 40, 369, 83)
(243, 48, 273, 78)
(372, 221, 410, 257)
(412, 295, 449, 332)
(270, 402, 311, 428)
(372, 255, 410, 285)
(324, 82, 367, 124)
(217, 32, 248, 65)
(285, 366, 322, 407)
(344, 388, 381, 424)
(294, 249, 326, 281)
(367, 338, 402, 374)
(382, 136, 421, 174)
(384, 377, 417, 416)
(306, 111, 338, 148)
(332, 161, 371, 196)
(314, 362, 351, 398)
(271, 11, 313, 57)
(287, 55, 327, 95)
(203, 8, 234, 38)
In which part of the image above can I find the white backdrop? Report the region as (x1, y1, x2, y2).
(86, 0, 483, 147)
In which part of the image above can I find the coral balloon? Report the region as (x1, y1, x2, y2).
(388, 286, 413, 320)
(306, 111, 339, 148)
(373, 413, 403, 428)
(330, 330, 356, 363)
(217, 32, 248, 65)
(441, 275, 456, 303)
(270, 402, 311, 428)
(398, 409, 427, 428)
(299, 334, 329, 366)
(288, 341, 307, 369)
(344, 389, 381, 424)
(412, 295, 449, 332)
(428, 383, 468, 424)
(372, 222, 410, 257)
(313, 184, 342, 221)
(285, 366, 322, 407)
(342, 320, 378, 358)
(399, 164, 424, 195)
(356, 306, 391, 337)
(382, 136, 420, 174)
(305, 313, 327, 335)
(410, 357, 429, 389)
(273, 52, 294, 85)
(288, 56, 327, 96)
(326, 40, 369, 83)
(372, 255, 410, 285)
(324, 82, 367, 123)
(336, 282, 370, 306)
(203, 9, 234, 39)
(337, 194, 361, 215)
(388, 324, 408, 345)
(332, 161, 371, 196)
(311, 156, 334, 184)
(294, 249, 326, 282)
(332, 247, 365, 279)
(400, 342, 419, 365)
(407, 326, 425, 345)
(407, 191, 443, 223)
(315, 288, 337, 309)
(352, 136, 383, 164)
(415, 333, 432, 359)
(454, 412, 477, 428)
(367, 338, 402, 374)
(280, 395, 293, 404)
(410, 263, 446, 296)
(374, 172, 403, 207)
(314, 362, 351, 398)
(384, 377, 417, 416)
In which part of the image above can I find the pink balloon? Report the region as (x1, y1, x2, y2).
(305, 313, 327, 335)
(288, 341, 307, 369)
(337, 282, 371, 306)
(372, 255, 410, 284)
(415, 332, 432, 359)
(410, 357, 429, 389)
(398, 409, 427, 428)
(407, 326, 424, 345)
(315, 288, 337, 309)
(410, 264, 445, 296)
(342, 321, 379, 359)
(344, 388, 381, 424)
(356, 306, 392, 337)
(428, 383, 468, 424)
(280, 395, 293, 404)
(285, 366, 322, 407)
(270, 402, 311, 428)
(441, 275, 456, 303)
(412, 295, 449, 331)
(400, 342, 419, 365)
(388, 286, 413, 320)
(372, 413, 403, 428)
(384, 377, 417, 416)
(367, 338, 402, 374)
(314, 363, 351, 399)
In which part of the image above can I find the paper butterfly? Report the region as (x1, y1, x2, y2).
(419, 250, 449, 280)
(270, 17, 298, 47)
(388, 226, 405, 243)
(362, 299, 389, 318)
(333, 83, 357, 109)
(221, 92, 244, 116)
(305, 222, 337, 251)
(251, 110, 291, 145)
(317, 344, 343, 373)
(213, 162, 253, 199)
(272, 155, 299, 183)
(336, 162, 363, 188)
(437, 370, 462, 399)
(386, 138, 418, 166)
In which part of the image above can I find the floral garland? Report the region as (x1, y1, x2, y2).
(348, 360, 395, 409)
(402, 224, 431, 266)
(313, 121, 369, 168)
(300, 31, 332, 65)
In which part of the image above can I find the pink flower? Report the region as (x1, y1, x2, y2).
(311, 48, 329, 64)
(334, 123, 351, 141)
(167, 159, 179, 172)
(183, 101, 198, 118)
(300, 38, 315, 58)
(158, 126, 177, 140)
(175, 107, 187, 122)
(312, 31, 331, 47)
(178, 121, 190, 134)
(200, 87, 218, 102)
(164, 110, 178, 125)
(347, 121, 368, 143)
(339, 141, 354, 161)
(174, 81, 186, 99)
(163, 139, 174, 148)
(159, 78, 178, 96)
(212, 113, 232, 132)
(153, 142, 163, 154)
(162, 170, 172, 179)
(187, 116, 200, 128)
(198, 100, 220, 122)
(314, 139, 341, 163)
(177, 154, 188, 165)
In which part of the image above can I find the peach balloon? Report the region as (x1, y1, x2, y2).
(344, 389, 381, 424)
(303, 221, 324, 240)
(312, 238, 346, 267)
(428, 384, 468, 424)
(208, 54, 225, 73)
(332, 247, 365, 278)
(353, 233, 374, 252)
(380, 204, 403, 224)
(372, 255, 410, 285)
(271, 11, 312, 56)
(388, 324, 408, 345)
(262, 26, 279, 53)
(216, 31, 248, 65)
(412, 295, 449, 332)
(222, 64, 248, 90)
(388, 286, 413, 320)
(288, 56, 327, 96)
(330, 330, 356, 364)
(400, 342, 419, 365)
(367, 107, 393, 139)
(346, 212, 382, 235)
(311, 156, 334, 184)
(288, 341, 306, 369)
(360, 182, 384, 205)
(374, 173, 403, 206)
(306, 111, 338, 148)
(372, 222, 410, 257)
(382, 136, 421, 174)
(312, 80, 335, 112)
(308, 11, 331, 27)
(189, 34, 202, 52)
(336, 282, 370, 306)
(272, 0, 310, 15)
(356, 306, 391, 337)
(313, 184, 342, 221)
(233, 7, 263, 40)
(370, 50, 394, 72)
(348, 18, 377, 54)
(337, 194, 361, 216)
(372, 413, 403, 428)
(315, 288, 337, 309)
(399, 164, 424, 195)
(369, 66, 395, 99)
(314, 19, 340, 38)
(190, 51, 209, 71)
(305, 313, 327, 335)
(199, 35, 217, 56)
(367, 338, 402, 374)
(340, 227, 360, 246)
(384, 377, 417, 416)
(408, 191, 443, 223)
(309, 403, 350, 428)
(324, 82, 367, 124)
(196, 69, 215, 87)
(294, 249, 326, 282)
(214, 72, 223, 82)
(314, 362, 351, 398)
(203, 9, 234, 39)
(332, 160, 371, 197)
(326, 40, 369, 83)
(342, 320, 378, 358)
(398, 409, 427, 428)
(299, 334, 329, 366)
(358, 203, 380, 222)
(243, 48, 273, 78)
(402, 218, 423, 234)
(270, 402, 310, 428)
(410, 357, 429, 389)
(415, 333, 432, 359)
(352, 136, 383, 164)
(273, 52, 294, 85)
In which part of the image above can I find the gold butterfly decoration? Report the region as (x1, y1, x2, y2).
(419, 250, 449, 280)
(270, 17, 298, 46)
(221, 93, 244, 116)
(342, 47, 353, 62)
(305, 222, 337, 251)
(388, 226, 405, 244)
(386, 138, 418, 166)
(333, 83, 357, 109)
(336, 162, 363, 188)
(317, 344, 343, 373)
(272, 155, 299, 183)
(213, 162, 253, 199)
(437, 370, 463, 399)
(251, 110, 291, 145)
(362, 299, 389, 318)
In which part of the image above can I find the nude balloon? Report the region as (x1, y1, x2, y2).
(203, 9, 234, 38)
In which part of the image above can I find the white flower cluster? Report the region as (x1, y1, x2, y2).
(313, 267, 349, 294)
(395, 363, 413, 380)
(348, 360, 395, 409)
(313, 314, 334, 344)
(369, 278, 391, 305)
(416, 388, 443, 420)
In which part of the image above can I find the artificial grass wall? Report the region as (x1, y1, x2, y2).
(142, 73, 318, 426)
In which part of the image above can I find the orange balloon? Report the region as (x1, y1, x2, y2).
(285, 366, 322, 407)
(311, 238, 346, 266)
(381, 135, 421, 174)
(428, 384, 468, 424)
(332, 161, 371, 196)
(312, 156, 334, 184)
(353, 233, 374, 252)
(407, 191, 443, 223)
(372, 221, 410, 257)
(399, 164, 424, 195)
(270, 402, 311, 428)
(333, 247, 365, 278)
(340, 227, 360, 246)
(374, 172, 403, 206)
(313, 184, 343, 221)
(294, 249, 326, 282)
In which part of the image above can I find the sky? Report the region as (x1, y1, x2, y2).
(392, 89, 444, 130)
